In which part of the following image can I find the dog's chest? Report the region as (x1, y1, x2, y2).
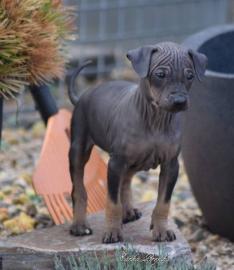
(120, 127, 180, 171)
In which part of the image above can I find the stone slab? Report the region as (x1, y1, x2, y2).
(0, 202, 192, 269)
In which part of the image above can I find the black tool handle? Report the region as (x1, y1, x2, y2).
(30, 84, 58, 124)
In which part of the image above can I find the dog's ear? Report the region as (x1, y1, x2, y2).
(127, 45, 157, 78)
(188, 49, 208, 81)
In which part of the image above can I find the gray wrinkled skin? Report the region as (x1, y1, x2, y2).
(68, 42, 207, 244)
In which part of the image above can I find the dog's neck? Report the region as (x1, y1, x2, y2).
(133, 79, 175, 132)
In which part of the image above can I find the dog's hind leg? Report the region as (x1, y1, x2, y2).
(102, 156, 126, 244)
(69, 114, 94, 236)
(69, 139, 93, 236)
(121, 172, 142, 224)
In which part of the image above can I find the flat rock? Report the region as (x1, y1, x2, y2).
(0, 202, 192, 269)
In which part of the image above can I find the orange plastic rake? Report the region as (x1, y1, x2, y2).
(32, 109, 107, 225)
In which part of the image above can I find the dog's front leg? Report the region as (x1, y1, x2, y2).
(102, 157, 125, 244)
(121, 172, 142, 224)
(151, 158, 179, 242)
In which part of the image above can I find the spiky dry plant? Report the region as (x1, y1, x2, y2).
(0, 0, 75, 99)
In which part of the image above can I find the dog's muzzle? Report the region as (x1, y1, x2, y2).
(168, 94, 188, 111)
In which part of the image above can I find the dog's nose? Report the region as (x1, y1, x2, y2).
(170, 95, 188, 110)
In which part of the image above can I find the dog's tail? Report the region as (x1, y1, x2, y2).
(67, 60, 92, 106)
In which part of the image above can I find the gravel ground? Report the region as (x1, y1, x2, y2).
(0, 123, 233, 269)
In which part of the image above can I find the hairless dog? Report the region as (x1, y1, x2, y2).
(68, 42, 207, 244)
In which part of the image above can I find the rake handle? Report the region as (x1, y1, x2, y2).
(30, 84, 58, 125)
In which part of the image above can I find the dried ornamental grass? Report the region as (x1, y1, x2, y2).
(0, 0, 75, 99)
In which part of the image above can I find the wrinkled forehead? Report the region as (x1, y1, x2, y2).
(150, 43, 192, 71)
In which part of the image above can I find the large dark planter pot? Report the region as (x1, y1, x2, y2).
(182, 25, 234, 241)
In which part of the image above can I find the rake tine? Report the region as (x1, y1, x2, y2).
(88, 188, 101, 211)
(95, 190, 106, 208)
(47, 194, 65, 224)
(87, 203, 97, 213)
(97, 162, 107, 181)
(98, 179, 107, 195)
(88, 189, 97, 212)
(91, 182, 106, 208)
(87, 197, 98, 213)
(58, 194, 73, 219)
(53, 194, 71, 222)
(93, 189, 104, 209)
(96, 182, 106, 201)
(44, 195, 61, 225)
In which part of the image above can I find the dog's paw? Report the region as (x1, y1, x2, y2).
(152, 227, 176, 242)
(102, 228, 123, 244)
(123, 208, 142, 224)
(70, 223, 92, 236)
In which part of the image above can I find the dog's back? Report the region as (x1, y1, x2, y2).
(78, 80, 138, 151)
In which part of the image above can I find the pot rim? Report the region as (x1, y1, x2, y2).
(183, 24, 234, 79)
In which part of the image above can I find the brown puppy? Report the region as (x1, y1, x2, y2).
(68, 42, 207, 244)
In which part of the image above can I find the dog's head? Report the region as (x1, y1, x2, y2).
(127, 42, 207, 112)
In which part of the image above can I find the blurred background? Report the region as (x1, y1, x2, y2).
(67, 0, 234, 78)
(3, 0, 234, 125)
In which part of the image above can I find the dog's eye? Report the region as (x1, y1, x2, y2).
(155, 71, 166, 79)
(185, 70, 194, 81)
